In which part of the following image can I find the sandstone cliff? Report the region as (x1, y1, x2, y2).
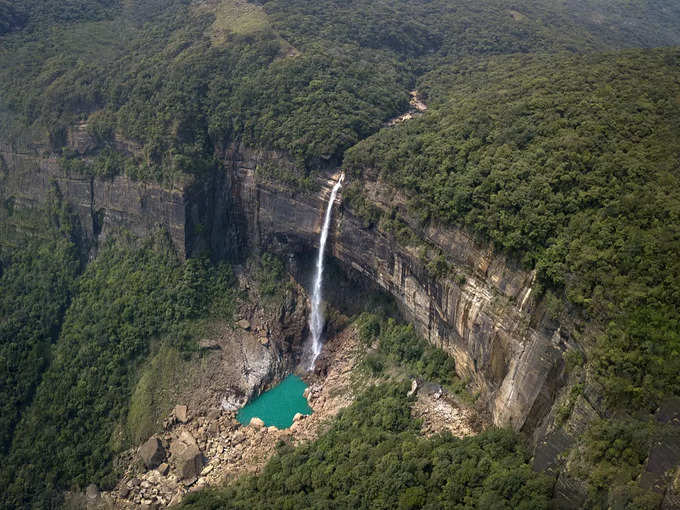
(1, 136, 571, 432)
(210, 145, 575, 432)
(0, 132, 187, 255)
(6, 131, 680, 508)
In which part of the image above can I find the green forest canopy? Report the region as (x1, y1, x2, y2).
(2, 0, 680, 508)
(3, 0, 680, 179)
(179, 384, 552, 510)
(0, 236, 237, 509)
(345, 49, 680, 410)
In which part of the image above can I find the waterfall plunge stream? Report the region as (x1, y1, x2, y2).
(308, 174, 344, 370)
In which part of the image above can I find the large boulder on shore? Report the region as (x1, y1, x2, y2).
(174, 404, 189, 423)
(170, 431, 204, 480)
(249, 417, 265, 429)
(139, 436, 165, 469)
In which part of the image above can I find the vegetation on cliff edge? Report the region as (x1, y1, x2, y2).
(3, 0, 680, 180)
(345, 49, 680, 412)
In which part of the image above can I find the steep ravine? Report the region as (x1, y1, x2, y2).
(0, 137, 571, 432)
(1, 136, 590, 504)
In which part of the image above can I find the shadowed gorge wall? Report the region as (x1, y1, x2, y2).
(0, 137, 570, 432)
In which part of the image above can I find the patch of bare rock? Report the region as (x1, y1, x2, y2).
(386, 90, 428, 126)
(97, 325, 482, 508)
(411, 383, 485, 437)
(99, 327, 361, 508)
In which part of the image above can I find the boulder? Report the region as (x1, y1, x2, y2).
(86, 484, 99, 500)
(198, 339, 220, 350)
(207, 409, 221, 421)
(232, 430, 246, 444)
(407, 379, 418, 397)
(237, 319, 250, 330)
(249, 417, 265, 429)
(139, 437, 165, 469)
(170, 431, 204, 480)
(174, 405, 189, 423)
(293, 413, 305, 422)
(157, 462, 170, 476)
(169, 491, 184, 506)
(303, 388, 310, 399)
(208, 421, 219, 435)
(258, 336, 269, 346)
(183, 476, 198, 487)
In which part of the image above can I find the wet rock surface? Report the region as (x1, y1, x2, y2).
(139, 437, 165, 469)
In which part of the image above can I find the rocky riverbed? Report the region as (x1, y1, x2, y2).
(81, 323, 481, 509)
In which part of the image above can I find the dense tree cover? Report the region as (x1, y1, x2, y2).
(180, 383, 551, 510)
(0, 218, 80, 454)
(345, 49, 680, 411)
(253, 252, 290, 298)
(262, 0, 680, 59)
(0, 1, 25, 35)
(0, 238, 237, 509)
(3, 0, 680, 181)
(2, 1, 680, 507)
(0, 0, 408, 180)
(578, 419, 663, 509)
(0, 0, 116, 34)
(356, 313, 458, 388)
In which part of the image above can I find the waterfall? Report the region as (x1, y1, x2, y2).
(308, 174, 344, 370)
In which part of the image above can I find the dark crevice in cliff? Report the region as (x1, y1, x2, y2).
(185, 165, 247, 263)
(88, 176, 101, 245)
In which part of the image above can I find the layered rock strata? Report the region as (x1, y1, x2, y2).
(1, 138, 572, 432)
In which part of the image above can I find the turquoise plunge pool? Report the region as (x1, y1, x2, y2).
(236, 374, 312, 429)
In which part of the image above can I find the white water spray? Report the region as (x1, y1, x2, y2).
(308, 174, 344, 369)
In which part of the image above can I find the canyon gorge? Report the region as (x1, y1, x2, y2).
(2, 126, 678, 509)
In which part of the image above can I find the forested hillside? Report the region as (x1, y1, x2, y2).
(345, 49, 680, 410)
(0, 229, 238, 508)
(0, 205, 80, 454)
(180, 384, 552, 510)
(343, 49, 680, 508)
(3, 0, 680, 178)
(2, 0, 680, 508)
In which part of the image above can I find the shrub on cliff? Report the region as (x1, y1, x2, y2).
(357, 313, 457, 387)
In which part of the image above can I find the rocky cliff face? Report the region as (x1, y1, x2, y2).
(8, 137, 680, 508)
(206, 145, 574, 431)
(1, 136, 571, 432)
(0, 131, 187, 256)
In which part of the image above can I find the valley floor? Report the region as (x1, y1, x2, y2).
(90, 324, 481, 509)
